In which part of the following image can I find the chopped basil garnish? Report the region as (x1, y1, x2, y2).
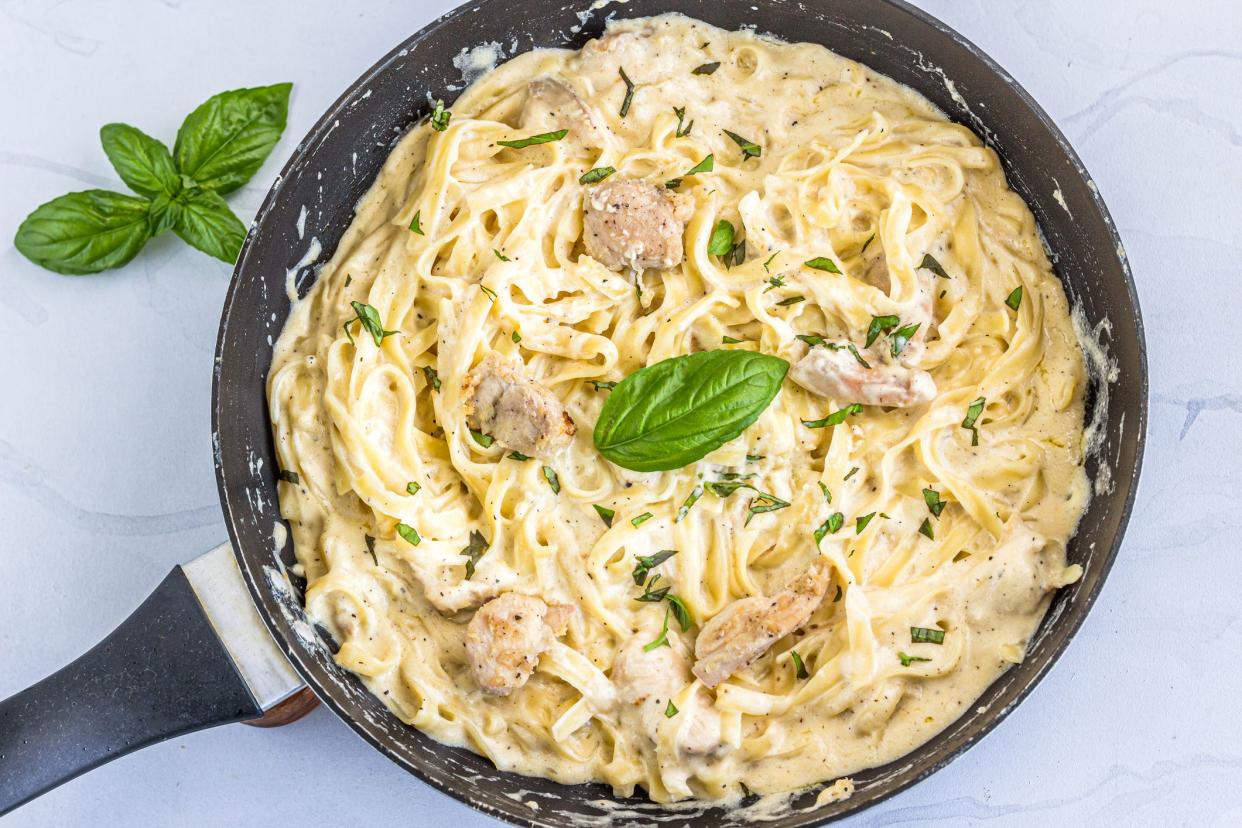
(422, 364, 441, 391)
(673, 106, 694, 137)
(666, 594, 691, 631)
(632, 549, 677, 585)
(723, 129, 761, 158)
(819, 481, 832, 502)
(579, 166, 616, 185)
(430, 99, 451, 132)
(725, 239, 746, 269)
(814, 512, 844, 545)
(507, 451, 531, 461)
(843, 466, 859, 481)
(676, 485, 703, 522)
(911, 626, 946, 644)
(918, 518, 935, 540)
(746, 490, 790, 525)
(668, 154, 715, 189)
(765, 275, 786, 293)
(349, 301, 397, 347)
(890, 322, 921, 357)
(791, 649, 809, 679)
(406, 481, 421, 496)
(493, 248, 511, 261)
(796, 333, 825, 346)
(962, 397, 985, 445)
(846, 342, 871, 369)
(644, 607, 671, 651)
(637, 574, 670, 602)
(479, 284, 497, 302)
(953, 550, 971, 562)
(804, 257, 841, 273)
(1006, 286, 1023, 310)
(763, 251, 779, 272)
(746, 454, 764, 462)
(593, 504, 616, 527)
(776, 295, 805, 306)
(409, 210, 424, 235)
(692, 61, 721, 75)
(918, 253, 950, 279)
(923, 487, 945, 517)
(364, 534, 378, 564)
(542, 465, 560, 493)
(587, 379, 616, 391)
(618, 67, 635, 118)
(396, 523, 421, 546)
(856, 512, 876, 534)
(861, 234, 875, 254)
(498, 129, 568, 148)
(865, 314, 900, 348)
(469, 429, 494, 448)
(898, 651, 931, 667)
(277, 469, 300, 485)
(802, 403, 863, 429)
(708, 219, 735, 257)
(463, 530, 487, 577)
(665, 700, 679, 717)
(631, 512, 654, 527)
(833, 584, 843, 602)
(722, 335, 744, 344)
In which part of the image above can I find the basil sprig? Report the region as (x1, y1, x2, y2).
(593, 350, 789, 472)
(16, 83, 291, 275)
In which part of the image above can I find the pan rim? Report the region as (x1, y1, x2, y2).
(212, 1, 1147, 824)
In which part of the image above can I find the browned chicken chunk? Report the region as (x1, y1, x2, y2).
(465, 593, 575, 696)
(582, 178, 693, 271)
(692, 557, 833, 688)
(462, 353, 576, 457)
(521, 76, 608, 148)
(612, 637, 722, 755)
(790, 343, 937, 408)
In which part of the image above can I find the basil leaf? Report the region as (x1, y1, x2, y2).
(637, 574, 670, 602)
(632, 549, 677, 586)
(396, 523, 421, 546)
(171, 187, 246, 264)
(723, 129, 761, 158)
(631, 512, 654, 527)
(364, 534, 378, 564)
(498, 129, 568, 148)
(918, 518, 935, 540)
(815, 512, 844, 544)
(507, 451, 531, 461)
(1006, 286, 1023, 310)
(843, 466, 860, 481)
(722, 336, 743, 344)
(962, 397, 986, 430)
(430, 99, 451, 132)
(763, 251, 779, 272)
(899, 651, 932, 667)
(470, 429, 494, 448)
(99, 123, 179, 198)
(406, 482, 421, 495)
(890, 322, 921, 358)
(593, 504, 616, 527)
(676, 485, 703, 522)
(776, 295, 804, 306)
(422, 365, 441, 391)
(463, 530, 488, 578)
(725, 240, 746, 269)
(277, 469, 300, 484)
(911, 625, 945, 644)
(861, 234, 875, 254)
(856, 512, 877, 534)
(796, 334, 826, 347)
(643, 608, 671, 652)
(593, 350, 790, 472)
(14, 190, 152, 275)
(683, 154, 714, 179)
(579, 166, 616, 185)
(918, 253, 950, 279)
(665, 700, 679, 717)
(804, 257, 841, 273)
(745, 490, 789, 525)
(923, 487, 945, 517)
(587, 380, 616, 391)
(618, 67, 636, 118)
(708, 220, 735, 256)
(819, 481, 832, 502)
(665, 594, 691, 631)
(791, 649, 809, 679)
(802, 403, 862, 429)
(865, 314, 900, 348)
(692, 61, 721, 75)
(173, 83, 292, 194)
(542, 465, 561, 493)
(845, 343, 871, 368)
(493, 248, 510, 261)
(765, 275, 785, 292)
(350, 301, 397, 346)
(673, 106, 694, 138)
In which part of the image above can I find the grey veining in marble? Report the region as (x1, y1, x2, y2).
(1, 0, 1239, 825)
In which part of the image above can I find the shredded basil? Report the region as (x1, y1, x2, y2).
(765, 275, 786, 293)
(618, 67, 635, 118)
(507, 451, 531, 461)
(804, 257, 841, 273)
(364, 534, 378, 564)
(644, 608, 671, 652)
(406, 481, 421, 496)
(676, 485, 703, 522)
(746, 490, 790, 525)
(814, 512, 844, 545)
(631, 512, 654, 528)
(511, 331, 521, 343)
(865, 314, 900, 348)
(722, 335, 744, 344)
(890, 322, 921, 358)
(396, 523, 421, 546)
(911, 626, 946, 645)
(843, 466, 859, 481)
(856, 512, 877, 534)
(725, 239, 746, 269)
(632, 550, 678, 586)
(469, 429, 493, 448)
(962, 397, 986, 446)
(463, 530, 488, 578)
(637, 574, 670, 603)
(593, 504, 616, 527)
(791, 649, 809, 679)
(349, 301, 397, 347)
(723, 129, 761, 158)
(277, 469, 299, 485)
(923, 487, 945, 517)
(898, 651, 931, 667)
(587, 379, 616, 391)
(802, 403, 863, 429)
(479, 284, 497, 302)
(579, 166, 616, 185)
(919, 518, 935, 540)
(861, 234, 875, 254)
(692, 61, 721, 75)
(818, 481, 832, 502)
(429, 99, 451, 132)
(763, 251, 779, 272)
(673, 106, 694, 138)
(833, 584, 843, 602)
(665, 700, 679, 717)
(665, 594, 691, 631)
(542, 465, 560, 494)
(409, 210, 424, 235)
(918, 253, 950, 279)
(493, 248, 511, 261)
(846, 342, 871, 368)
(776, 295, 805, 306)
(422, 364, 440, 391)
(497, 129, 568, 148)
(708, 219, 735, 256)
(796, 333, 825, 347)
(1006, 285, 1023, 310)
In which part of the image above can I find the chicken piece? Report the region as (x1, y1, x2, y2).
(465, 593, 575, 696)
(693, 557, 833, 688)
(790, 342, 936, 408)
(462, 353, 576, 457)
(583, 178, 694, 272)
(520, 76, 608, 148)
(612, 637, 721, 755)
(409, 566, 500, 614)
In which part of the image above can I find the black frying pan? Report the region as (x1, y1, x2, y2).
(0, 0, 1147, 824)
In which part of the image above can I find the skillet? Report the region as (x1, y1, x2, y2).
(0, 0, 1147, 824)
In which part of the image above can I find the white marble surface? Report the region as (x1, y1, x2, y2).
(1, 0, 1238, 825)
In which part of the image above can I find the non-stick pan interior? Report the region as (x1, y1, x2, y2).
(213, 1, 1145, 824)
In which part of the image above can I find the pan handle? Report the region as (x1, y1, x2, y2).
(0, 545, 307, 815)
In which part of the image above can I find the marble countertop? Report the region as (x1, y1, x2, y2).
(2, 0, 1238, 825)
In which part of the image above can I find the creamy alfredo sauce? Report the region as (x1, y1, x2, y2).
(267, 15, 1089, 804)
